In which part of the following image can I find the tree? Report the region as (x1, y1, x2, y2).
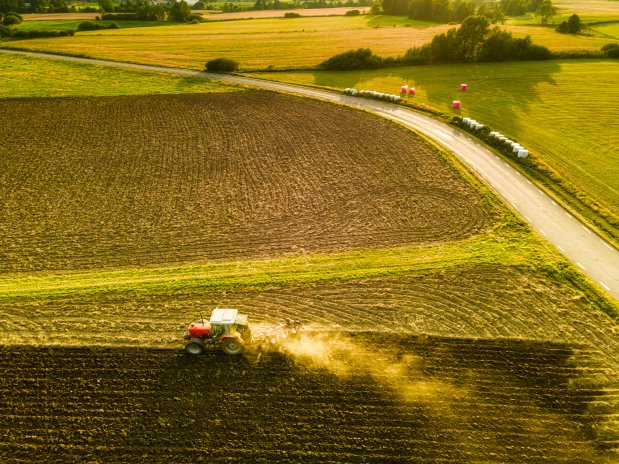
(452, 0, 475, 22)
(98, 0, 114, 11)
(3, 13, 20, 25)
(369, 1, 381, 14)
(381, 0, 408, 15)
(457, 15, 489, 61)
(567, 13, 581, 33)
(205, 57, 239, 72)
(169, 0, 192, 22)
(535, 0, 557, 24)
(408, 0, 433, 20)
(0, 0, 23, 14)
(192, 0, 206, 9)
(602, 43, 619, 58)
(502, 0, 525, 15)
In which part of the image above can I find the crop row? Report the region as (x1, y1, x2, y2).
(0, 336, 616, 463)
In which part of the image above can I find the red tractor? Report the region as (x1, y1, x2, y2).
(184, 308, 304, 356)
(184, 308, 252, 356)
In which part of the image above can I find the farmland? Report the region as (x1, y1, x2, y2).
(252, 59, 619, 240)
(2, 14, 616, 71)
(1, 82, 618, 460)
(1, 2, 619, 458)
(0, 92, 496, 273)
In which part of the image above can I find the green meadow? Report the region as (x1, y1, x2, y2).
(0, 53, 241, 97)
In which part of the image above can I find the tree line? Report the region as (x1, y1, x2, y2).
(321, 15, 552, 69)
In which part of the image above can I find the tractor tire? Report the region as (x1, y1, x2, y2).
(221, 337, 244, 356)
(185, 340, 205, 355)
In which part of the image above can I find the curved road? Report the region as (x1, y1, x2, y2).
(2, 49, 618, 301)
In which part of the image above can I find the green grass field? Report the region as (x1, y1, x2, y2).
(250, 59, 619, 239)
(591, 21, 619, 39)
(3, 14, 615, 71)
(0, 53, 242, 97)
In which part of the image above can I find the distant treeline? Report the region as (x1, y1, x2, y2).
(321, 15, 552, 70)
(252, 0, 370, 10)
(379, 0, 548, 24)
(383, 0, 476, 22)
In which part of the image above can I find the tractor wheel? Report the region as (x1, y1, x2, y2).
(221, 338, 244, 356)
(185, 340, 205, 355)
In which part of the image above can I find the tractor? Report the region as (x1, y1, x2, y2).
(184, 308, 304, 356)
(184, 308, 252, 356)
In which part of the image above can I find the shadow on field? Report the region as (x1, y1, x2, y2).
(0, 335, 617, 463)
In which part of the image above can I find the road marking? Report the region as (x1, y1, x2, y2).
(599, 281, 610, 291)
(539, 229, 547, 237)
(526, 180, 532, 185)
(565, 212, 572, 218)
(516, 171, 522, 176)
(432, 129, 454, 141)
(558, 245, 565, 252)
(576, 262, 586, 270)
(524, 215, 531, 222)
(551, 200, 557, 206)
(582, 225, 592, 234)
(603, 241, 613, 250)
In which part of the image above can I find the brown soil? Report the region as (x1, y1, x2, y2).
(0, 92, 493, 273)
(0, 337, 616, 463)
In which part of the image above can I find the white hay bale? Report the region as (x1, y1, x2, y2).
(518, 149, 529, 158)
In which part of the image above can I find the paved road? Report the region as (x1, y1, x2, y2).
(2, 49, 618, 301)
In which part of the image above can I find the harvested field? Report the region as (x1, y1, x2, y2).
(200, 6, 370, 20)
(0, 336, 617, 463)
(0, 92, 493, 273)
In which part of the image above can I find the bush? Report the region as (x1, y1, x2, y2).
(602, 43, 619, 58)
(320, 48, 385, 70)
(205, 57, 239, 72)
(77, 21, 101, 31)
(190, 18, 199, 24)
(5, 12, 22, 20)
(12, 29, 75, 38)
(556, 21, 568, 33)
(3, 14, 21, 26)
(284, 12, 301, 18)
(344, 9, 360, 15)
(0, 24, 11, 37)
(192, 0, 207, 9)
(190, 13, 204, 22)
(108, 22, 119, 29)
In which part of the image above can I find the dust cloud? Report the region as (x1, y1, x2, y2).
(274, 332, 469, 407)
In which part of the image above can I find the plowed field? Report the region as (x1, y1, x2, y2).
(1, 336, 617, 463)
(2, 89, 618, 462)
(0, 92, 492, 273)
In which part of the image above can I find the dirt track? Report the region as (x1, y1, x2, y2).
(0, 336, 616, 463)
